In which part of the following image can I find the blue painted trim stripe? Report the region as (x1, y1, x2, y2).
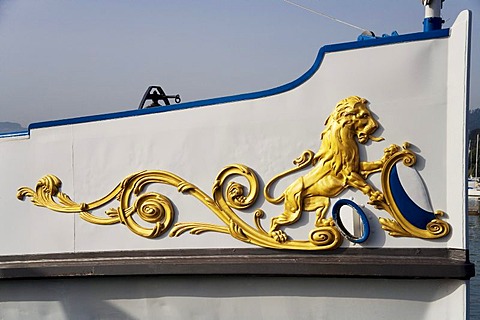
(0, 130, 29, 139)
(0, 28, 449, 139)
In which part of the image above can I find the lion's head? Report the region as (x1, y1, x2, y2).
(322, 96, 383, 144)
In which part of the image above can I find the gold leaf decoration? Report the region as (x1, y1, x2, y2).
(17, 96, 450, 250)
(18, 164, 342, 250)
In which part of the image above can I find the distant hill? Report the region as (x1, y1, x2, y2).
(0, 122, 26, 134)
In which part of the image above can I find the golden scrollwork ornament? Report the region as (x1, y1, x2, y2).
(17, 96, 450, 250)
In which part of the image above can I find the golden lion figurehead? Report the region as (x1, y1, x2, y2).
(267, 96, 387, 242)
(264, 96, 399, 242)
(321, 96, 382, 145)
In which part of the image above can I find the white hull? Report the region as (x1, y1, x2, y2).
(0, 11, 473, 320)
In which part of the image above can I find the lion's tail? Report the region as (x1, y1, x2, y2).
(264, 150, 315, 204)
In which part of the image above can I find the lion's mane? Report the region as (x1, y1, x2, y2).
(314, 96, 367, 176)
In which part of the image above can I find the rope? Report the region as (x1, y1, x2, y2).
(283, 0, 368, 32)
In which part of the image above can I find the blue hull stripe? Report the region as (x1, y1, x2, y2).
(389, 165, 435, 229)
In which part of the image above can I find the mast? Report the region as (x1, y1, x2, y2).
(422, 0, 444, 32)
(476, 134, 479, 178)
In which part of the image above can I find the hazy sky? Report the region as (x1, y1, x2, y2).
(0, 0, 478, 127)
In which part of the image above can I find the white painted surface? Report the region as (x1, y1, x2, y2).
(446, 10, 471, 250)
(0, 126, 75, 255)
(0, 277, 467, 320)
(397, 164, 434, 212)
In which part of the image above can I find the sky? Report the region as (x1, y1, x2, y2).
(0, 0, 478, 128)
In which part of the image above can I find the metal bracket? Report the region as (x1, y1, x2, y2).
(138, 86, 181, 109)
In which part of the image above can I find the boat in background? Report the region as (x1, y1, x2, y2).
(469, 178, 480, 215)
(469, 178, 480, 196)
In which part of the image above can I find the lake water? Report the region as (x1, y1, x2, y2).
(469, 214, 480, 318)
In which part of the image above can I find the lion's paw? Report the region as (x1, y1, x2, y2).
(369, 190, 384, 202)
(382, 144, 401, 162)
(315, 217, 334, 227)
(270, 230, 288, 243)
